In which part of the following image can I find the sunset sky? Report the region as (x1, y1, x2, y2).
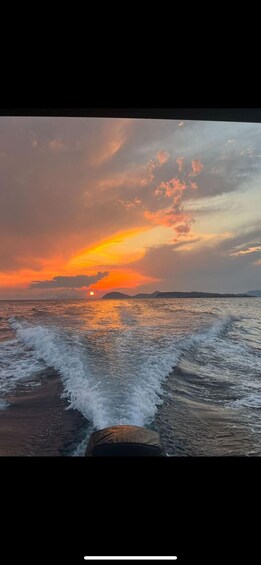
(0, 116, 261, 299)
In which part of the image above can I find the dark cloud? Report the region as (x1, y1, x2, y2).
(218, 227, 261, 253)
(130, 227, 261, 294)
(30, 272, 109, 289)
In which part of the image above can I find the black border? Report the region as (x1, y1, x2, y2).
(1, 107, 261, 122)
(2, 456, 260, 563)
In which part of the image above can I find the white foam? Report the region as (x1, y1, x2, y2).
(9, 314, 238, 431)
(230, 393, 261, 409)
(0, 337, 45, 397)
(181, 315, 237, 348)
(10, 318, 108, 429)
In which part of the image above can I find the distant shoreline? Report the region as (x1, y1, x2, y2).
(0, 297, 257, 301)
(102, 291, 253, 300)
(0, 292, 260, 302)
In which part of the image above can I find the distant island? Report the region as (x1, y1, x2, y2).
(103, 290, 252, 299)
(245, 290, 261, 297)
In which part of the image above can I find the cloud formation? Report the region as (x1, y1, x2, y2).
(131, 226, 261, 294)
(30, 272, 109, 289)
(189, 159, 204, 176)
(147, 169, 199, 236)
(1, 117, 261, 297)
(142, 150, 170, 185)
(156, 150, 169, 165)
(176, 157, 184, 172)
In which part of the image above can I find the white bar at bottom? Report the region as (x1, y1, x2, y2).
(84, 558, 177, 561)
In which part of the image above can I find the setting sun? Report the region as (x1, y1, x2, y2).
(89, 291, 95, 296)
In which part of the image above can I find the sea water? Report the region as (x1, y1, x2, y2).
(0, 298, 260, 455)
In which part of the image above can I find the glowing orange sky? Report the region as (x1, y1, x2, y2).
(0, 117, 261, 298)
(0, 228, 163, 294)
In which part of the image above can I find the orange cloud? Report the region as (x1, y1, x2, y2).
(93, 268, 161, 291)
(189, 159, 204, 176)
(176, 157, 184, 172)
(155, 178, 187, 200)
(155, 177, 197, 205)
(146, 172, 199, 236)
(142, 150, 170, 185)
(0, 268, 57, 289)
(144, 208, 190, 228)
(67, 227, 151, 272)
(156, 150, 169, 165)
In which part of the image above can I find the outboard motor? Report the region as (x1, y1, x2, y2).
(85, 425, 166, 456)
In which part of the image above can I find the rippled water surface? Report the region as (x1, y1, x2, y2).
(0, 298, 260, 455)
